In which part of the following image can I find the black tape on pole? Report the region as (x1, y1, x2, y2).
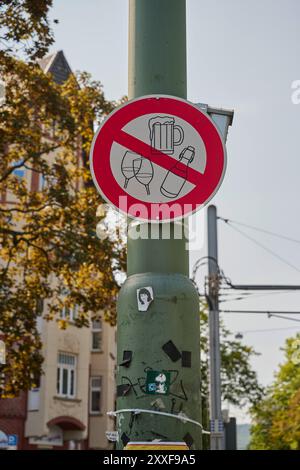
(121, 433, 130, 446)
(183, 432, 194, 449)
(182, 351, 192, 368)
(120, 350, 133, 367)
(162, 340, 182, 362)
(117, 384, 131, 397)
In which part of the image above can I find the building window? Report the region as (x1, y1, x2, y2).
(91, 319, 102, 352)
(12, 160, 25, 179)
(0, 340, 6, 365)
(60, 305, 78, 322)
(57, 352, 76, 398)
(90, 376, 102, 414)
(52, 120, 57, 138)
(0, 79, 6, 105)
(39, 173, 46, 191)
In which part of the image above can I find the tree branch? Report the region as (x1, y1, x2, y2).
(0, 143, 67, 182)
(0, 202, 62, 214)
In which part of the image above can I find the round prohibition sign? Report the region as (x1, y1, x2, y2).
(90, 95, 226, 222)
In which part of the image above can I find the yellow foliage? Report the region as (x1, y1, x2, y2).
(0, 55, 125, 396)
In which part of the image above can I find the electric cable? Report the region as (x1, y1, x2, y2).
(107, 409, 210, 434)
(218, 216, 300, 245)
(219, 219, 300, 274)
(219, 290, 300, 303)
(232, 326, 300, 334)
(221, 309, 300, 315)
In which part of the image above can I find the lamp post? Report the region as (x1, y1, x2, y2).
(115, 0, 202, 450)
(193, 109, 233, 450)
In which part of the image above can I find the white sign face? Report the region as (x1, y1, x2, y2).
(110, 113, 207, 204)
(90, 95, 226, 222)
(137, 286, 154, 312)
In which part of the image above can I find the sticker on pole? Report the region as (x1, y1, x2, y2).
(145, 370, 171, 395)
(90, 95, 226, 222)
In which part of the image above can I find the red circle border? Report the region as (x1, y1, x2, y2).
(90, 96, 226, 222)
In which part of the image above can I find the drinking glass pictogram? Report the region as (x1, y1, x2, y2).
(121, 151, 141, 189)
(121, 151, 154, 195)
(133, 158, 153, 195)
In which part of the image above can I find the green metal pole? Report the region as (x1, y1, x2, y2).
(128, 0, 187, 99)
(116, 0, 202, 450)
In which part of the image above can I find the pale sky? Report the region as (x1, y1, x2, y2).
(49, 0, 300, 423)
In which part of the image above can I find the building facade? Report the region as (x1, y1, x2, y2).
(0, 51, 116, 450)
(0, 315, 116, 450)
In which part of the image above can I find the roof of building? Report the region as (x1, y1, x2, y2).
(38, 50, 72, 85)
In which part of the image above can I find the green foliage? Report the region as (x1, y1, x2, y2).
(200, 307, 264, 407)
(249, 334, 300, 450)
(200, 304, 264, 449)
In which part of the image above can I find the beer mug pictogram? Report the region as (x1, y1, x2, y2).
(149, 116, 184, 155)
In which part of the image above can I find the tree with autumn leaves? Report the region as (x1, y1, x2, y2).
(0, 0, 56, 61)
(0, 1, 126, 396)
(0, 0, 263, 423)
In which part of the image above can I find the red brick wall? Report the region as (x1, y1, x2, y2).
(0, 392, 27, 418)
(0, 392, 27, 449)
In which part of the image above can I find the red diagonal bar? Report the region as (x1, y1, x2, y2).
(114, 130, 205, 186)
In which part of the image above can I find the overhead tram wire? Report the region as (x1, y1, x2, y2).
(190, 215, 300, 329)
(220, 309, 300, 323)
(219, 289, 300, 303)
(192, 256, 221, 281)
(195, 215, 300, 288)
(232, 326, 300, 335)
(219, 220, 300, 275)
(267, 313, 300, 323)
(218, 216, 300, 245)
(192, 236, 300, 312)
(220, 309, 300, 315)
(193, 257, 300, 304)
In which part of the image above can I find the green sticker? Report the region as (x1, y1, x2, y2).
(145, 371, 170, 395)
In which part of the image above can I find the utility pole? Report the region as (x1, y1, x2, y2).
(115, 0, 202, 450)
(205, 210, 300, 450)
(207, 204, 223, 450)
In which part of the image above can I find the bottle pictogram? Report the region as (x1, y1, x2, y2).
(160, 146, 195, 198)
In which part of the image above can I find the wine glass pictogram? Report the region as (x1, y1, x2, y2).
(121, 151, 154, 195)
